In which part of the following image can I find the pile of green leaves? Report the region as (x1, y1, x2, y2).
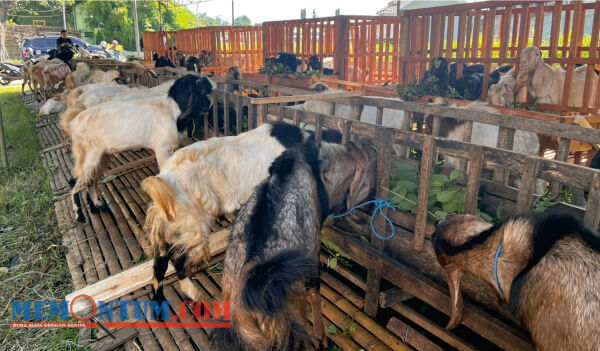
(293, 70, 322, 79)
(397, 76, 462, 101)
(259, 63, 292, 76)
(388, 161, 496, 223)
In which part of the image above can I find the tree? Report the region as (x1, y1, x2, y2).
(234, 15, 251, 26)
(0, 0, 15, 61)
(300, 9, 306, 19)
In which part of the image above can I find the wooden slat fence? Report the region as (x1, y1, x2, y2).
(142, 1, 600, 111)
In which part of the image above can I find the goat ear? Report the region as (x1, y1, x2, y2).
(444, 264, 464, 330)
(141, 177, 176, 222)
(346, 143, 376, 210)
(199, 77, 214, 95)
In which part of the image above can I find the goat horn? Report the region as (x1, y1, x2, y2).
(444, 265, 464, 330)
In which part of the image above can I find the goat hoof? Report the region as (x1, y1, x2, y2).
(68, 178, 76, 188)
(99, 204, 110, 213)
(76, 210, 86, 223)
(89, 204, 99, 214)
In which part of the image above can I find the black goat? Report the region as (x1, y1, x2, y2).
(210, 140, 377, 351)
(154, 56, 176, 68)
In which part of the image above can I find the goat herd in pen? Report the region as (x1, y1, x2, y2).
(24, 35, 600, 350)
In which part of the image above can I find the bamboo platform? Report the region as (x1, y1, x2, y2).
(24, 94, 411, 351)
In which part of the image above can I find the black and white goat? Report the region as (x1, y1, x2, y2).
(210, 140, 377, 351)
(143, 123, 317, 304)
(69, 75, 214, 223)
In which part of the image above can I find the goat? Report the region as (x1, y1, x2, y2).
(432, 212, 600, 351)
(210, 139, 377, 350)
(68, 75, 214, 223)
(518, 46, 599, 107)
(91, 69, 120, 84)
(39, 97, 67, 116)
(488, 68, 517, 107)
(155, 56, 176, 68)
(21, 59, 37, 95)
(426, 100, 542, 192)
(28, 58, 63, 101)
(186, 56, 200, 72)
(64, 62, 92, 90)
(75, 44, 92, 59)
(41, 62, 71, 100)
(264, 53, 302, 73)
(298, 82, 407, 129)
(198, 50, 214, 68)
(143, 122, 319, 303)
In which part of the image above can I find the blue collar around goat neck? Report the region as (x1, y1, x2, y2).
(494, 240, 506, 298)
(329, 198, 396, 240)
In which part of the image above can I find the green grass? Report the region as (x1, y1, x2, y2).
(0, 86, 88, 351)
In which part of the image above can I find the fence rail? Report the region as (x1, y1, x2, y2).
(142, 1, 600, 112)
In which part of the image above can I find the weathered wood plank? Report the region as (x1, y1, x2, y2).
(67, 229, 230, 316)
(414, 138, 435, 251)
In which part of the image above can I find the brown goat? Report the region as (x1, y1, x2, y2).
(432, 212, 600, 351)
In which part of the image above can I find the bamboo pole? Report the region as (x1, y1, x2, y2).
(322, 284, 410, 351)
(0, 100, 7, 167)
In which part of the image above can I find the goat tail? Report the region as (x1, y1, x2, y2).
(242, 250, 317, 315)
(141, 176, 177, 256)
(231, 250, 316, 350)
(141, 176, 176, 222)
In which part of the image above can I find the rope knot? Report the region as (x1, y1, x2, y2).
(329, 197, 396, 240)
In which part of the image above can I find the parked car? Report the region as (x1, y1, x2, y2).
(21, 35, 103, 60)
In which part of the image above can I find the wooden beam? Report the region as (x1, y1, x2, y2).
(66, 229, 230, 316)
(322, 227, 533, 351)
(250, 91, 362, 105)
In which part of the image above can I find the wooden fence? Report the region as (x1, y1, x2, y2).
(142, 1, 600, 112)
(68, 60, 600, 349)
(144, 26, 263, 75)
(204, 76, 600, 350)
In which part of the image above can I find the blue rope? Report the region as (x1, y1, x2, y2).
(494, 241, 505, 298)
(330, 198, 397, 240)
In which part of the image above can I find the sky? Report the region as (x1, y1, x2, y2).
(184, 0, 476, 25)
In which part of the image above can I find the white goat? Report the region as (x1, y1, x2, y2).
(68, 76, 215, 223)
(518, 46, 598, 107)
(488, 68, 517, 107)
(141, 122, 311, 301)
(65, 62, 92, 90)
(39, 98, 67, 116)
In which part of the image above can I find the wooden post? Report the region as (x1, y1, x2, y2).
(349, 104, 363, 142)
(414, 137, 435, 251)
(464, 146, 484, 215)
(364, 127, 393, 317)
(314, 114, 323, 141)
(342, 119, 350, 145)
(334, 16, 348, 81)
(515, 157, 541, 214)
(236, 95, 243, 135)
(223, 92, 230, 136)
(256, 104, 266, 126)
(212, 94, 220, 137)
(0, 101, 7, 168)
(551, 137, 570, 195)
(492, 127, 515, 184)
(584, 172, 600, 229)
